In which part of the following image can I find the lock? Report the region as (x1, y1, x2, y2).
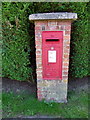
(51, 47, 54, 50)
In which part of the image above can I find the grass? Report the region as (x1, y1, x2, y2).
(0, 93, 2, 119)
(2, 90, 88, 118)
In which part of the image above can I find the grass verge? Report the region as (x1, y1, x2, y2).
(2, 90, 88, 118)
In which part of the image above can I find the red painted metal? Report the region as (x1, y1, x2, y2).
(42, 31, 63, 80)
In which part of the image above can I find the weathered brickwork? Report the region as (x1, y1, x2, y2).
(34, 20, 71, 102)
(29, 12, 77, 103)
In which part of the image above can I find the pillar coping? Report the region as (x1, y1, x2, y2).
(29, 12, 77, 21)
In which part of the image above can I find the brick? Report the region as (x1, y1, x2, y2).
(37, 69, 42, 72)
(35, 21, 48, 26)
(62, 76, 68, 79)
(62, 75, 68, 79)
(35, 38, 42, 42)
(36, 57, 42, 61)
(63, 59, 69, 63)
(64, 45, 70, 49)
(64, 54, 69, 58)
(38, 97, 43, 101)
(35, 36, 42, 40)
(36, 61, 42, 65)
(37, 90, 42, 93)
(48, 21, 57, 26)
(36, 59, 42, 63)
(37, 87, 41, 90)
(37, 80, 42, 83)
(35, 29, 41, 33)
(45, 25, 50, 30)
(36, 63, 42, 67)
(63, 65, 68, 68)
(36, 60, 42, 65)
(63, 79, 68, 83)
(63, 71, 68, 75)
(38, 94, 42, 97)
(46, 25, 60, 30)
(63, 62, 69, 66)
(36, 51, 41, 55)
(36, 49, 42, 52)
(35, 31, 42, 37)
(63, 48, 70, 53)
(64, 50, 70, 54)
(36, 51, 42, 55)
(35, 40, 42, 45)
(65, 25, 71, 31)
(36, 45, 42, 49)
(63, 70, 68, 74)
(57, 21, 64, 25)
(64, 35, 70, 40)
(66, 45, 70, 49)
(63, 45, 70, 49)
(35, 21, 40, 26)
(37, 70, 42, 73)
(36, 49, 42, 51)
(64, 40, 70, 45)
(65, 31, 71, 35)
(38, 82, 47, 87)
(59, 25, 65, 30)
(56, 26, 59, 30)
(37, 76, 42, 80)
(37, 71, 42, 75)
(33, 16, 73, 103)
(38, 94, 43, 98)
(35, 26, 41, 30)
(57, 21, 71, 26)
(62, 67, 68, 71)
(36, 54, 42, 58)
(63, 54, 69, 58)
(49, 26, 57, 30)
(42, 25, 46, 31)
(37, 64, 42, 68)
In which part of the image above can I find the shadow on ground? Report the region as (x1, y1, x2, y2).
(2, 76, 89, 94)
(2, 78, 37, 96)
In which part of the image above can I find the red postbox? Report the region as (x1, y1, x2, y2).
(29, 12, 77, 102)
(42, 31, 63, 80)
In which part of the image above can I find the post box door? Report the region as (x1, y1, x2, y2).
(42, 31, 63, 80)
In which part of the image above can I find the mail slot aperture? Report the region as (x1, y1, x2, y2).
(46, 39, 59, 41)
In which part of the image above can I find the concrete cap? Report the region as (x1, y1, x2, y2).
(29, 12, 77, 21)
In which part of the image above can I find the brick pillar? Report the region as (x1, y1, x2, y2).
(29, 13, 77, 102)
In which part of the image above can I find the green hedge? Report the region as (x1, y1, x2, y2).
(2, 2, 89, 81)
(69, 3, 89, 78)
(2, 3, 33, 81)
